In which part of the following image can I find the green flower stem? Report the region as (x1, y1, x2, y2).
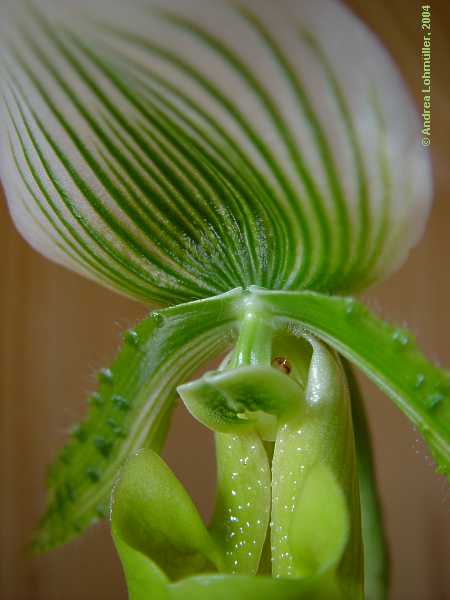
(345, 362, 389, 600)
(229, 294, 274, 368)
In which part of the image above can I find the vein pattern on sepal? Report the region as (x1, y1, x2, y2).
(0, 0, 431, 303)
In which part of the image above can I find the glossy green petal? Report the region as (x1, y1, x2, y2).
(0, 0, 431, 302)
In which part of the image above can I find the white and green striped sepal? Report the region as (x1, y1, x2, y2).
(0, 0, 431, 304)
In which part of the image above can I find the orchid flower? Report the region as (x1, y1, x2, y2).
(0, 0, 448, 599)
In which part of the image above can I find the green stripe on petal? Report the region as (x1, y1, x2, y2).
(0, 0, 431, 302)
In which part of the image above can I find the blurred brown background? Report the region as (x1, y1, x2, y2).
(1, 0, 449, 598)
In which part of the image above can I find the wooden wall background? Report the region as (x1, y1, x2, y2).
(1, 1, 449, 598)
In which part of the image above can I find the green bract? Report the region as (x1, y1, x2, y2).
(0, 1, 447, 600)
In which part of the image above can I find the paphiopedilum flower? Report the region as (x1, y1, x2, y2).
(0, 1, 448, 599)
